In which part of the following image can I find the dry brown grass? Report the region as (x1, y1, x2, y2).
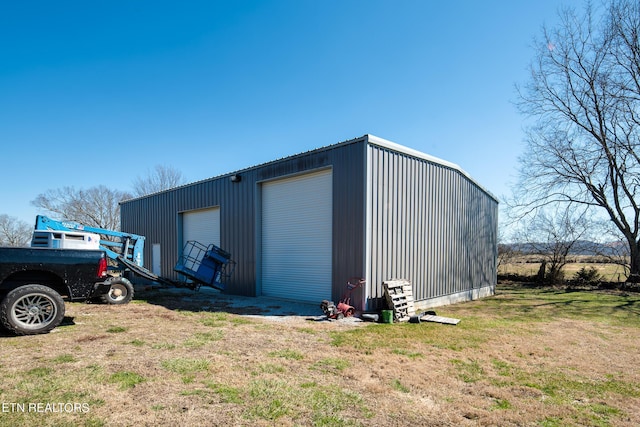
(499, 255, 628, 282)
(0, 285, 639, 426)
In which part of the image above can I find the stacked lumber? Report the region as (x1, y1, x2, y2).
(383, 279, 416, 322)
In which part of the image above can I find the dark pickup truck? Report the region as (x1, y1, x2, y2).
(0, 247, 115, 335)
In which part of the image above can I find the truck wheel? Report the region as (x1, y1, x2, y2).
(101, 277, 134, 305)
(0, 285, 66, 335)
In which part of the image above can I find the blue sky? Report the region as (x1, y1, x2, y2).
(0, 0, 583, 226)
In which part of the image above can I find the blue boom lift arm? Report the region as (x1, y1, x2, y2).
(33, 215, 234, 291)
(34, 215, 146, 267)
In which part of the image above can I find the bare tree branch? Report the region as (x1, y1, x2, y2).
(132, 164, 186, 197)
(0, 214, 32, 247)
(513, 0, 640, 281)
(514, 207, 591, 284)
(31, 185, 132, 231)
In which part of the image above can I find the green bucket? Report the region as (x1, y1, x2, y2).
(381, 310, 394, 324)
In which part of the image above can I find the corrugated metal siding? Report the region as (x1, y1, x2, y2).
(365, 143, 498, 307)
(121, 167, 264, 297)
(329, 142, 367, 309)
(120, 134, 497, 307)
(120, 137, 367, 299)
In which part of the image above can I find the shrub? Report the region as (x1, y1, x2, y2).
(573, 266, 602, 285)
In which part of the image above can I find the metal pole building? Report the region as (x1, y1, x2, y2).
(120, 134, 498, 311)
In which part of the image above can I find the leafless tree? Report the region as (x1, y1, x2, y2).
(497, 243, 520, 277)
(514, 207, 590, 284)
(132, 164, 186, 197)
(497, 228, 520, 276)
(31, 185, 133, 231)
(0, 214, 32, 247)
(587, 220, 632, 278)
(514, 0, 640, 282)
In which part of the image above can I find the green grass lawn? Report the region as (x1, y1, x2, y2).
(0, 284, 638, 426)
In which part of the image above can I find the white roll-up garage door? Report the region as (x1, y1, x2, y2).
(182, 207, 221, 248)
(261, 169, 332, 302)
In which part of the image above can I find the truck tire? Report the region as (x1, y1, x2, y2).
(101, 277, 134, 305)
(0, 285, 66, 335)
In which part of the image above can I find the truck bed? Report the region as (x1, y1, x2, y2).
(0, 247, 107, 301)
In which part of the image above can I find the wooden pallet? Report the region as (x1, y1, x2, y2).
(383, 279, 416, 322)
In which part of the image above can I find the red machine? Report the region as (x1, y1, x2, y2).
(320, 277, 365, 320)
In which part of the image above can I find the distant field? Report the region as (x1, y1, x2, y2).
(499, 255, 629, 282)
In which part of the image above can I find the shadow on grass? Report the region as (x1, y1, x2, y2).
(0, 316, 76, 338)
(493, 283, 640, 325)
